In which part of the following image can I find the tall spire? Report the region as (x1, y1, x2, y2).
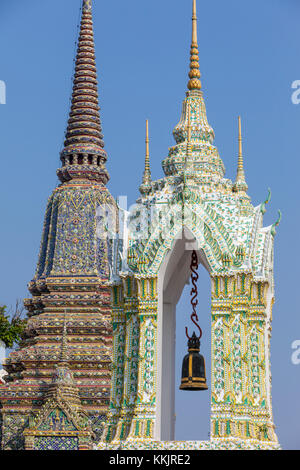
(164, 0, 225, 182)
(188, 0, 201, 91)
(233, 116, 248, 193)
(58, 0, 109, 185)
(140, 120, 152, 195)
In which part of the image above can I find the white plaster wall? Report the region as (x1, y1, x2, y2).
(155, 229, 209, 441)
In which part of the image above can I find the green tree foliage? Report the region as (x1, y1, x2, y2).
(0, 301, 26, 348)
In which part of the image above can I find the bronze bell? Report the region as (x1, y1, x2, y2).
(180, 332, 208, 391)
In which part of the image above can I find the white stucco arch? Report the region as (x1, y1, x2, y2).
(155, 228, 211, 440)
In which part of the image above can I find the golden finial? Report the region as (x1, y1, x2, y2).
(237, 116, 245, 180)
(234, 116, 248, 193)
(140, 120, 152, 194)
(192, 0, 198, 44)
(188, 0, 202, 91)
(143, 120, 151, 185)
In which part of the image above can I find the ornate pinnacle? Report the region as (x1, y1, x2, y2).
(58, 0, 109, 184)
(140, 120, 152, 195)
(237, 116, 245, 179)
(164, 0, 225, 181)
(50, 314, 76, 387)
(233, 116, 248, 193)
(144, 120, 151, 185)
(188, 0, 202, 91)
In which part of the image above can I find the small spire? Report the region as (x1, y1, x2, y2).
(233, 116, 248, 193)
(192, 0, 198, 45)
(144, 120, 151, 185)
(51, 314, 75, 387)
(140, 120, 152, 194)
(237, 116, 245, 181)
(238, 116, 243, 171)
(188, 0, 202, 91)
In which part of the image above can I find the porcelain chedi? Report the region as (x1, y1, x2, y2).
(99, 0, 281, 450)
(0, 0, 117, 450)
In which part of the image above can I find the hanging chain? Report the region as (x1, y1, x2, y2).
(185, 250, 202, 339)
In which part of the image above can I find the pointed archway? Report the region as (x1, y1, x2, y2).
(155, 228, 210, 441)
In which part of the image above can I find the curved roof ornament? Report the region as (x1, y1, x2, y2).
(271, 210, 282, 237)
(260, 188, 272, 215)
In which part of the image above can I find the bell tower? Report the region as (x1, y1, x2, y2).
(99, 0, 281, 450)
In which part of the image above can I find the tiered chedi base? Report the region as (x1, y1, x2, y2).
(0, 180, 116, 450)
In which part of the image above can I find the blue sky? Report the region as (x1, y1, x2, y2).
(0, 0, 299, 449)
